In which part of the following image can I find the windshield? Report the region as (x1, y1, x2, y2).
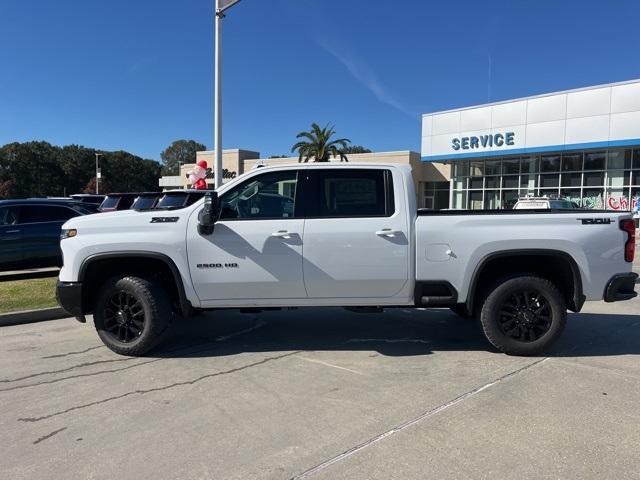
(549, 200, 575, 209)
(100, 197, 120, 209)
(157, 194, 187, 209)
(133, 196, 158, 210)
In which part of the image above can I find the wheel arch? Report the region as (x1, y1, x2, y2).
(78, 251, 192, 317)
(465, 249, 585, 314)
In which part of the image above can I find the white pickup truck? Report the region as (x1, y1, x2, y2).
(56, 163, 637, 356)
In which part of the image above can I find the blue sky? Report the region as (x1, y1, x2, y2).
(1, 0, 639, 161)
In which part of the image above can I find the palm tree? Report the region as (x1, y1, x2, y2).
(291, 123, 350, 163)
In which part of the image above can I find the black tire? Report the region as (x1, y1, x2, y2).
(449, 304, 474, 319)
(479, 276, 566, 356)
(93, 275, 173, 356)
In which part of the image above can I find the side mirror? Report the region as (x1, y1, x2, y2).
(198, 191, 219, 235)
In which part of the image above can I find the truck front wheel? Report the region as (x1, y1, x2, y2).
(93, 275, 172, 356)
(479, 276, 566, 356)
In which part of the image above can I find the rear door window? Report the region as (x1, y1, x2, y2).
(307, 169, 394, 218)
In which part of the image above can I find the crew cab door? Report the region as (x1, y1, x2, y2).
(302, 168, 410, 298)
(187, 169, 307, 302)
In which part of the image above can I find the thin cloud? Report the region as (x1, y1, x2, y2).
(315, 37, 418, 120)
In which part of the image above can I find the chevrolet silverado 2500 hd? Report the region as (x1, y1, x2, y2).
(56, 164, 637, 356)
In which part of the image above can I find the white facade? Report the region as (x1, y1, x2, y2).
(421, 79, 640, 161)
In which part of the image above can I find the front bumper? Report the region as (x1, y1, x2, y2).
(56, 281, 85, 321)
(604, 273, 638, 302)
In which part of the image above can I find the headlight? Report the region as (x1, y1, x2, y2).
(60, 228, 78, 240)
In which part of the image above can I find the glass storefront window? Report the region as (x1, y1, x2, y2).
(469, 191, 483, 210)
(453, 179, 466, 190)
(539, 174, 560, 188)
(469, 177, 483, 189)
(584, 151, 606, 170)
(485, 160, 502, 175)
(521, 156, 538, 174)
(605, 189, 628, 211)
(632, 171, 640, 185)
(562, 153, 583, 171)
(560, 189, 581, 205)
(582, 188, 605, 209)
(503, 158, 520, 174)
(453, 161, 469, 177)
(607, 170, 630, 187)
(452, 191, 467, 209)
(608, 150, 631, 169)
(583, 171, 604, 186)
(484, 190, 501, 209)
(561, 172, 582, 187)
(633, 150, 640, 170)
(521, 174, 537, 190)
(503, 176, 519, 189)
(470, 161, 484, 177)
(503, 190, 519, 209)
(485, 176, 500, 188)
(540, 155, 561, 172)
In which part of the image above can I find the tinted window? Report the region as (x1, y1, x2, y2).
(310, 169, 392, 218)
(133, 196, 159, 210)
(185, 192, 205, 206)
(219, 171, 298, 220)
(117, 196, 135, 210)
(0, 206, 20, 225)
(20, 205, 78, 223)
(100, 197, 120, 209)
(157, 194, 188, 209)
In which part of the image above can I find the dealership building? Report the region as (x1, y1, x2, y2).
(421, 78, 640, 212)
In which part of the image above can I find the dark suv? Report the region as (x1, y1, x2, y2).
(0, 199, 91, 270)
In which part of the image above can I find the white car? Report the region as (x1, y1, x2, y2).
(513, 196, 580, 210)
(56, 163, 637, 356)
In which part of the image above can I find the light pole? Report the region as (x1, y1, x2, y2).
(95, 153, 103, 194)
(214, 0, 242, 188)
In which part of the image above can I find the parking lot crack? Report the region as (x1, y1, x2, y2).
(17, 351, 301, 423)
(41, 346, 105, 359)
(32, 427, 67, 445)
(290, 357, 548, 480)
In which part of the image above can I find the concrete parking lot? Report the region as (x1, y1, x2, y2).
(1, 290, 639, 480)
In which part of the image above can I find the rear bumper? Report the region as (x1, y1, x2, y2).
(604, 273, 638, 302)
(56, 281, 84, 318)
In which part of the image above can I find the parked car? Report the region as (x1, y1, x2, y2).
(98, 193, 139, 212)
(513, 196, 580, 210)
(56, 164, 636, 356)
(131, 192, 162, 210)
(70, 194, 105, 205)
(0, 199, 91, 270)
(156, 190, 206, 210)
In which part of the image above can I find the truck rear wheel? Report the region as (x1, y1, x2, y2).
(93, 275, 172, 356)
(479, 276, 566, 356)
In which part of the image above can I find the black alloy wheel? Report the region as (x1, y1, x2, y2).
(496, 290, 553, 342)
(102, 290, 146, 343)
(94, 275, 173, 356)
(479, 275, 567, 356)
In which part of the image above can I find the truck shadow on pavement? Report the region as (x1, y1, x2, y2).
(153, 307, 640, 359)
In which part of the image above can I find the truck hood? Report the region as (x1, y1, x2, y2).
(63, 208, 190, 231)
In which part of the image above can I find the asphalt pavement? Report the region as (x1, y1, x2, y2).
(1, 294, 639, 480)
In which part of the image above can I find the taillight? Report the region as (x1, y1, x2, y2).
(620, 219, 636, 262)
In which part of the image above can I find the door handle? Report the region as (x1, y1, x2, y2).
(375, 228, 401, 237)
(5, 230, 20, 234)
(271, 230, 294, 239)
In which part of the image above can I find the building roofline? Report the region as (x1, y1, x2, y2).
(422, 78, 640, 117)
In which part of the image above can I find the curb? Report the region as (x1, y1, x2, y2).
(0, 307, 68, 327)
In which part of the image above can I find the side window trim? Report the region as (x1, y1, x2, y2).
(305, 168, 395, 219)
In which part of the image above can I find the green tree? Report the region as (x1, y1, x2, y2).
(160, 139, 207, 175)
(341, 145, 371, 154)
(291, 123, 350, 163)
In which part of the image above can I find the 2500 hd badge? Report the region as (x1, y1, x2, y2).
(196, 263, 239, 269)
